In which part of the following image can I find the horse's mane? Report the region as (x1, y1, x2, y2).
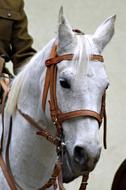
(6, 62, 32, 114)
(6, 36, 90, 115)
(5, 39, 56, 115)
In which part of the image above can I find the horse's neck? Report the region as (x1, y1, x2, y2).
(9, 115, 56, 189)
(5, 39, 57, 189)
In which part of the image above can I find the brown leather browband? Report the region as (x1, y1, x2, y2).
(0, 38, 107, 190)
(45, 54, 104, 67)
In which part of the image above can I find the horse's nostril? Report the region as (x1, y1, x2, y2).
(74, 146, 88, 165)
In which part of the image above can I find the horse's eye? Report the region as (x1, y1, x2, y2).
(60, 79, 71, 89)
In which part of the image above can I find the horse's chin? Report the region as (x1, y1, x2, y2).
(61, 151, 98, 183)
(61, 152, 77, 183)
(63, 175, 76, 183)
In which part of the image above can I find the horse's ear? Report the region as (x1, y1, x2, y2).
(58, 7, 76, 53)
(93, 15, 116, 53)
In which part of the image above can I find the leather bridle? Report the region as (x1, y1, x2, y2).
(40, 41, 107, 190)
(0, 32, 107, 190)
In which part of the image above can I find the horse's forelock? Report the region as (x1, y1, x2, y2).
(72, 35, 90, 76)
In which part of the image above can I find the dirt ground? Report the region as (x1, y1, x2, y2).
(24, 0, 126, 189)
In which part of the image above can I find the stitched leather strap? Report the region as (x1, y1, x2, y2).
(58, 110, 102, 125)
(42, 45, 57, 112)
(45, 54, 104, 67)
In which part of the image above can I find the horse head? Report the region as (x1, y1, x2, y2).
(54, 8, 116, 183)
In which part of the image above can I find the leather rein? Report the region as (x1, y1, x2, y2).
(0, 32, 107, 190)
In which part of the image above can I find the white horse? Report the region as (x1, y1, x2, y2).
(0, 8, 116, 190)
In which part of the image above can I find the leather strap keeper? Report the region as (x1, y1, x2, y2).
(90, 55, 104, 62)
(45, 54, 74, 66)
